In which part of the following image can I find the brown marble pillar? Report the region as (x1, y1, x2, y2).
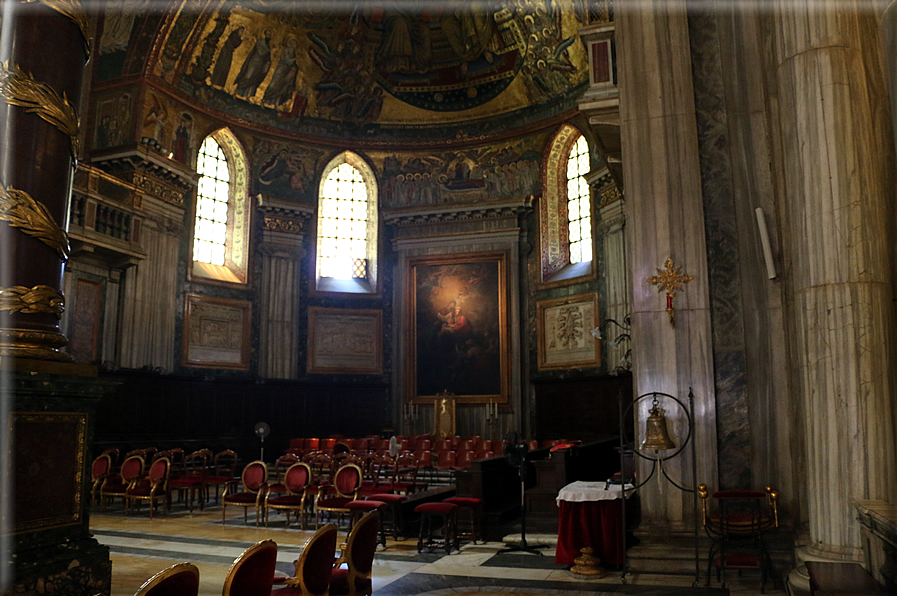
(0, 1, 89, 361)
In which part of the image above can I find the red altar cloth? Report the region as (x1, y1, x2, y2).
(555, 499, 625, 566)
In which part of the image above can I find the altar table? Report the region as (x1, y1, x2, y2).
(554, 481, 633, 566)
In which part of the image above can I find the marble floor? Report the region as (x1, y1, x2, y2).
(89, 501, 787, 596)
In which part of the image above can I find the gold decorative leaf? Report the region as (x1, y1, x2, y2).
(0, 285, 65, 317)
(0, 184, 70, 260)
(20, 0, 90, 58)
(0, 61, 79, 159)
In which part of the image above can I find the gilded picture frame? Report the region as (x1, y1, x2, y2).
(182, 294, 251, 370)
(537, 292, 600, 371)
(408, 252, 509, 404)
(307, 307, 383, 374)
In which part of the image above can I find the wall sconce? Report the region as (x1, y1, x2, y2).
(403, 402, 419, 425)
(485, 399, 499, 422)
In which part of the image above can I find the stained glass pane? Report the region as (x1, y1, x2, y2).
(193, 136, 230, 266)
(566, 135, 591, 265)
(318, 160, 371, 280)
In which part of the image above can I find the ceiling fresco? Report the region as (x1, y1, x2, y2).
(96, 1, 589, 142)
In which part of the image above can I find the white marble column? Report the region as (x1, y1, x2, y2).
(257, 201, 311, 380)
(774, 0, 897, 559)
(596, 197, 630, 371)
(117, 196, 182, 370)
(618, 0, 718, 530)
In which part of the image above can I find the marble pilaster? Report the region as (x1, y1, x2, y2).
(618, 0, 718, 530)
(116, 197, 182, 370)
(596, 199, 630, 371)
(257, 200, 312, 380)
(774, 0, 897, 558)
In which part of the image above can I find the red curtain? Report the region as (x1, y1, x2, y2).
(554, 500, 624, 566)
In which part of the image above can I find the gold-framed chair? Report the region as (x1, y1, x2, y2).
(206, 449, 238, 503)
(100, 454, 144, 510)
(330, 510, 379, 596)
(222, 460, 267, 526)
(272, 523, 338, 596)
(90, 453, 112, 506)
(265, 462, 312, 529)
(222, 539, 277, 596)
(126, 456, 170, 519)
(134, 562, 199, 596)
(314, 463, 363, 529)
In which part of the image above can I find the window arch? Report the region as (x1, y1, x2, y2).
(191, 128, 250, 284)
(539, 125, 594, 283)
(315, 151, 378, 293)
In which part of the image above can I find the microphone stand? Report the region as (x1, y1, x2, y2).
(498, 454, 547, 556)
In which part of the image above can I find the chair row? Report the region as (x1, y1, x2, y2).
(136, 510, 380, 596)
(92, 448, 240, 515)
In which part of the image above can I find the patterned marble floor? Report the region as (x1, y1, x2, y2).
(89, 502, 782, 596)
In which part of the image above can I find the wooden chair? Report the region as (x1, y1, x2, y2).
(315, 463, 363, 528)
(330, 511, 380, 596)
(265, 462, 312, 529)
(100, 454, 143, 510)
(222, 460, 267, 526)
(134, 562, 199, 596)
(168, 450, 208, 512)
(222, 539, 277, 596)
(272, 524, 338, 596)
(205, 449, 238, 503)
(126, 457, 170, 519)
(90, 453, 112, 506)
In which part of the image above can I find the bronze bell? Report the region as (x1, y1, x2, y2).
(641, 404, 676, 451)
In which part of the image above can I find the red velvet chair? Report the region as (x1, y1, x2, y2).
(90, 453, 112, 506)
(168, 450, 208, 512)
(457, 440, 475, 452)
(127, 457, 170, 519)
(273, 524, 338, 596)
(351, 438, 370, 454)
(206, 449, 238, 503)
(464, 436, 482, 451)
(100, 454, 143, 510)
(432, 450, 456, 482)
(452, 450, 476, 471)
(331, 510, 380, 596)
(413, 438, 432, 452)
(305, 438, 321, 452)
(524, 440, 539, 452)
(315, 463, 363, 528)
(265, 462, 311, 529)
(135, 562, 199, 596)
(388, 454, 422, 494)
(222, 539, 277, 596)
(222, 460, 267, 526)
(492, 441, 504, 457)
(268, 453, 300, 496)
(474, 450, 494, 461)
(433, 439, 452, 451)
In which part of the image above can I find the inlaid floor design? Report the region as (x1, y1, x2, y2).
(90, 503, 782, 596)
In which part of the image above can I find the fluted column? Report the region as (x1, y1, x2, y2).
(257, 200, 311, 379)
(618, 0, 718, 530)
(775, 0, 897, 558)
(117, 197, 182, 370)
(0, 2, 89, 361)
(596, 197, 630, 370)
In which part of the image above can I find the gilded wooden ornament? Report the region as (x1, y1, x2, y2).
(646, 257, 694, 328)
(20, 0, 90, 58)
(0, 284, 65, 317)
(0, 328, 71, 361)
(0, 61, 79, 159)
(0, 184, 71, 259)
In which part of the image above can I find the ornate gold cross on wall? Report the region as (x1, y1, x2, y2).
(646, 257, 694, 327)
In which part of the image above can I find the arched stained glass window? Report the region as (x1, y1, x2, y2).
(315, 152, 378, 293)
(194, 137, 229, 266)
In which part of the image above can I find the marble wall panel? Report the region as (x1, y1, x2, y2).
(258, 231, 303, 379)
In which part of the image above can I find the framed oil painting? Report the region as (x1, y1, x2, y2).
(182, 294, 251, 370)
(307, 307, 383, 374)
(537, 292, 600, 370)
(408, 252, 509, 404)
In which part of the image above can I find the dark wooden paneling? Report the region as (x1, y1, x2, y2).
(93, 371, 389, 461)
(533, 373, 633, 442)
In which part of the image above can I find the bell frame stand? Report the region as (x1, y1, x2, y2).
(617, 388, 700, 586)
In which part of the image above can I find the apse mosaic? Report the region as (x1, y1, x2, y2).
(137, 0, 587, 135)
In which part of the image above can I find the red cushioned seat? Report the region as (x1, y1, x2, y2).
(443, 497, 482, 507)
(318, 496, 352, 509)
(226, 492, 259, 503)
(369, 493, 405, 504)
(267, 494, 305, 507)
(347, 500, 385, 511)
(415, 502, 457, 515)
(330, 567, 372, 596)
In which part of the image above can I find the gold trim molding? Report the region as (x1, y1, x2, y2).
(0, 285, 65, 317)
(0, 184, 70, 259)
(21, 0, 90, 58)
(0, 61, 79, 159)
(0, 328, 71, 361)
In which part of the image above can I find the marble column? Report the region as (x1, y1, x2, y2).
(257, 200, 311, 380)
(595, 197, 630, 371)
(774, 0, 897, 558)
(618, 0, 718, 530)
(886, 1, 897, 156)
(116, 197, 182, 370)
(0, 2, 88, 361)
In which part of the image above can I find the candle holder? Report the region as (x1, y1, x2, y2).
(485, 401, 499, 438)
(402, 402, 419, 430)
